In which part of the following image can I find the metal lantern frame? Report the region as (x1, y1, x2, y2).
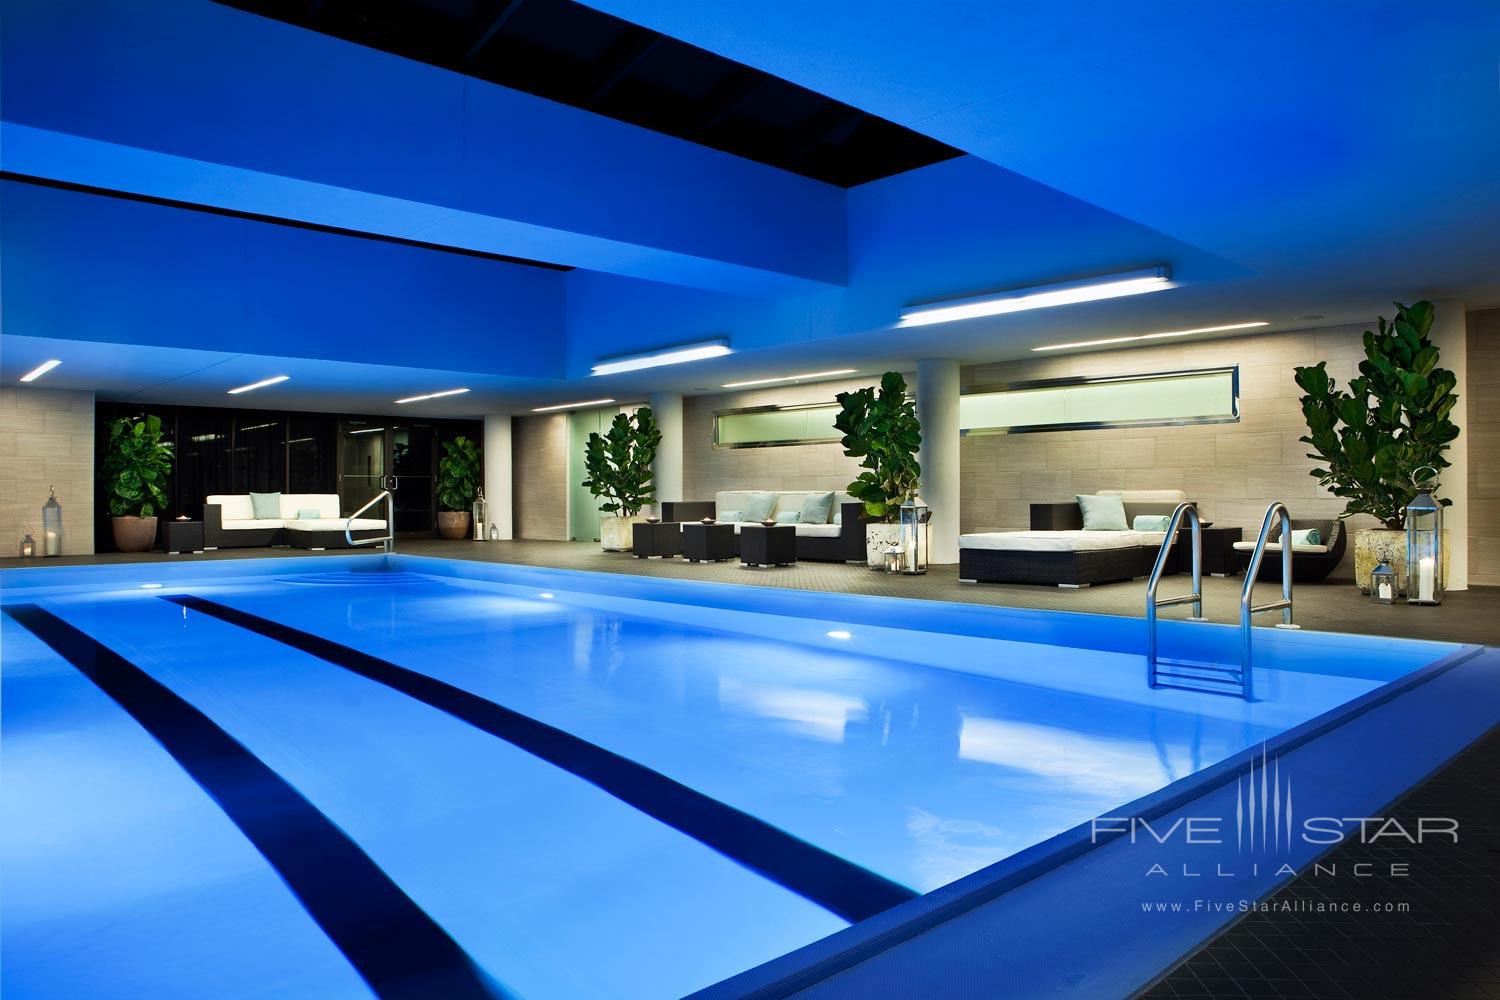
(41, 486, 62, 557)
(472, 487, 489, 541)
(898, 494, 928, 575)
(20, 530, 36, 558)
(1405, 468, 1443, 606)
(1369, 560, 1398, 604)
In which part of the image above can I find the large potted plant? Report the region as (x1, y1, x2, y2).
(1294, 300, 1459, 591)
(436, 435, 482, 539)
(583, 408, 661, 551)
(834, 371, 924, 567)
(102, 414, 175, 553)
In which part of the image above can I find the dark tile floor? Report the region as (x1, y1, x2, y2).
(1137, 723, 1500, 1000)
(8, 538, 1495, 646)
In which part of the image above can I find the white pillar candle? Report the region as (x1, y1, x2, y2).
(1418, 556, 1435, 602)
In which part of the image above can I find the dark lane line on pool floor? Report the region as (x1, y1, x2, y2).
(166, 593, 918, 924)
(4, 604, 510, 1000)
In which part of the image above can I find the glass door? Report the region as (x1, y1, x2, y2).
(568, 409, 611, 541)
(390, 423, 435, 535)
(338, 419, 387, 517)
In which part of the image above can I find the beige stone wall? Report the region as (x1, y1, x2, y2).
(0, 387, 95, 555)
(511, 413, 569, 540)
(682, 376, 876, 500)
(959, 325, 1380, 571)
(1468, 308, 1500, 587)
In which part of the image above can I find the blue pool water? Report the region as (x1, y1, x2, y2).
(1, 557, 1458, 999)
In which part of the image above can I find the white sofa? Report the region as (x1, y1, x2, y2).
(661, 490, 866, 561)
(959, 489, 1188, 587)
(204, 494, 387, 549)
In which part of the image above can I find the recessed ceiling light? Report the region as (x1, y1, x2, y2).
(228, 375, 290, 395)
(348, 426, 386, 435)
(899, 267, 1172, 328)
(721, 368, 858, 389)
(591, 338, 731, 376)
(18, 359, 62, 383)
(1030, 321, 1269, 353)
(531, 398, 616, 413)
(395, 388, 470, 404)
(826, 630, 853, 640)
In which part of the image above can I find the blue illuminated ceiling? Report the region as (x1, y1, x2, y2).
(2, 0, 1497, 414)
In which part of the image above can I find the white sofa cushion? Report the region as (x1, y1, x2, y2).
(959, 530, 1163, 552)
(207, 494, 254, 520)
(221, 518, 283, 531)
(1231, 540, 1332, 554)
(284, 517, 387, 532)
(715, 490, 854, 525)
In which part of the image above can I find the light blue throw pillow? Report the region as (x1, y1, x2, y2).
(775, 510, 801, 524)
(1289, 528, 1323, 546)
(717, 509, 743, 523)
(297, 508, 321, 520)
(1132, 514, 1171, 532)
(742, 492, 777, 523)
(249, 491, 282, 519)
(1076, 493, 1129, 531)
(797, 491, 835, 525)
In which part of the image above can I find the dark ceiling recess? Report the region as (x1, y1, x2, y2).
(215, 0, 962, 187)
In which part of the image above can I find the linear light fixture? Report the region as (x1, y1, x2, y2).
(348, 426, 386, 435)
(898, 267, 1172, 328)
(531, 398, 616, 413)
(1031, 321, 1269, 353)
(19, 359, 62, 382)
(395, 387, 470, 404)
(721, 368, 858, 389)
(228, 375, 290, 395)
(591, 338, 731, 376)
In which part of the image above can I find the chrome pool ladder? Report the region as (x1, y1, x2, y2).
(345, 490, 395, 554)
(1145, 501, 1297, 701)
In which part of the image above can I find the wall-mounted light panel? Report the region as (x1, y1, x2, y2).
(960, 367, 1239, 435)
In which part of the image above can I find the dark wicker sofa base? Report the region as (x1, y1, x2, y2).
(959, 544, 1170, 588)
(661, 501, 865, 563)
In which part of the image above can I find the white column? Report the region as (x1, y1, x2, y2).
(482, 414, 513, 540)
(1430, 300, 1467, 590)
(917, 358, 961, 565)
(649, 391, 684, 514)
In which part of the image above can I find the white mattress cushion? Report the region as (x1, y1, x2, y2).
(959, 530, 1154, 552)
(283, 517, 387, 532)
(207, 495, 254, 520)
(221, 518, 282, 530)
(1231, 541, 1332, 554)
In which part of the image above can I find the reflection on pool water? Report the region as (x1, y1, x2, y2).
(0, 557, 1456, 1000)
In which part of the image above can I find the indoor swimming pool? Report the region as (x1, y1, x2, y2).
(0, 556, 1473, 1000)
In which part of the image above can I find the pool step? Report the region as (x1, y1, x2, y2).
(275, 571, 437, 587)
(1150, 656, 1248, 697)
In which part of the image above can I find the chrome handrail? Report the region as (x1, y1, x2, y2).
(1145, 501, 1204, 687)
(345, 490, 395, 553)
(1239, 501, 1298, 700)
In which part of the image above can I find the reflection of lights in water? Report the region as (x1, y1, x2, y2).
(826, 630, 852, 640)
(718, 676, 867, 743)
(538, 593, 555, 599)
(140, 583, 163, 589)
(957, 715, 1172, 798)
(906, 807, 1010, 892)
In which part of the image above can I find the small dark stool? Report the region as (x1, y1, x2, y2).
(682, 522, 736, 562)
(633, 521, 682, 559)
(741, 524, 796, 568)
(163, 519, 204, 555)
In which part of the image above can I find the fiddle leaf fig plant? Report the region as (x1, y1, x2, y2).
(102, 415, 174, 517)
(834, 371, 922, 522)
(583, 408, 661, 516)
(436, 436, 481, 512)
(1294, 300, 1459, 528)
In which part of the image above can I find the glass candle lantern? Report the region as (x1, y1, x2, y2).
(883, 544, 901, 573)
(1405, 471, 1443, 606)
(20, 531, 36, 558)
(898, 494, 928, 575)
(41, 486, 62, 557)
(472, 488, 488, 541)
(1369, 561, 1398, 604)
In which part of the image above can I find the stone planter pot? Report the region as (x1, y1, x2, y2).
(436, 511, 471, 540)
(1353, 527, 1451, 594)
(864, 522, 901, 568)
(600, 514, 645, 552)
(111, 515, 158, 554)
